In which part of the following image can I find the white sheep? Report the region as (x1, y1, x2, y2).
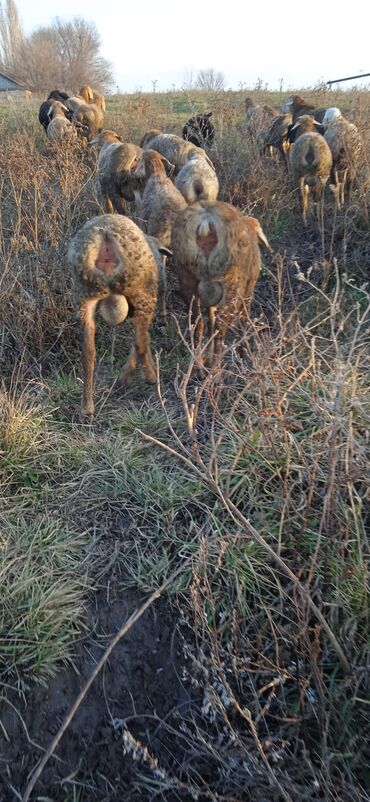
(175, 149, 219, 203)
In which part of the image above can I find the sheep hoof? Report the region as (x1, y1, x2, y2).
(144, 369, 157, 384)
(80, 405, 94, 421)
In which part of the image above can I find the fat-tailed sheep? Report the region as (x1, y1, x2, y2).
(134, 149, 187, 247)
(175, 149, 219, 203)
(182, 112, 215, 148)
(171, 200, 270, 365)
(289, 129, 333, 225)
(90, 130, 143, 212)
(67, 214, 169, 417)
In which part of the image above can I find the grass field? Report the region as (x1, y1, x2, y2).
(0, 87, 369, 802)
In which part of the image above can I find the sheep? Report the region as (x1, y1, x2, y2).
(65, 96, 104, 140)
(139, 129, 163, 148)
(175, 148, 219, 203)
(261, 112, 293, 162)
(182, 112, 215, 148)
(46, 100, 77, 142)
(79, 84, 106, 113)
(324, 117, 362, 208)
(281, 94, 331, 124)
(38, 89, 70, 132)
(73, 102, 104, 140)
(90, 130, 143, 212)
(322, 107, 342, 125)
(133, 150, 188, 246)
(67, 213, 170, 417)
(140, 130, 214, 173)
(171, 200, 270, 366)
(289, 128, 333, 226)
(287, 113, 325, 145)
(245, 97, 279, 142)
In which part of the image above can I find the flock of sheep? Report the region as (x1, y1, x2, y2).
(247, 93, 362, 223)
(37, 87, 362, 417)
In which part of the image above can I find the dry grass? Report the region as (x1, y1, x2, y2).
(0, 88, 369, 801)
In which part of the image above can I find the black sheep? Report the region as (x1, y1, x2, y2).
(38, 90, 70, 131)
(182, 112, 214, 148)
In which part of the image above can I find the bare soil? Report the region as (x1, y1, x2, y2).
(1, 590, 192, 801)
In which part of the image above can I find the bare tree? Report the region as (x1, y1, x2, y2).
(0, 0, 25, 76)
(0, 5, 114, 92)
(182, 69, 196, 91)
(196, 68, 225, 91)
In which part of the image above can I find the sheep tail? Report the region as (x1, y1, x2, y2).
(196, 211, 219, 255)
(303, 143, 318, 168)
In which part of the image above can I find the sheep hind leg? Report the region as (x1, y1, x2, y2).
(80, 298, 99, 418)
(300, 178, 309, 227)
(340, 168, 348, 207)
(120, 315, 156, 386)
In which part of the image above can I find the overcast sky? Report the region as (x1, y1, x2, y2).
(14, 0, 370, 93)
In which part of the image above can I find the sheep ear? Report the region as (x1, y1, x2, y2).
(206, 112, 212, 118)
(160, 156, 175, 174)
(246, 218, 271, 252)
(158, 245, 172, 258)
(290, 121, 300, 132)
(88, 138, 99, 145)
(48, 104, 54, 116)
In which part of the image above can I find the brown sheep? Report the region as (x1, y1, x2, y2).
(171, 201, 270, 365)
(281, 94, 330, 124)
(134, 150, 187, 247)
(90, 130, 143, 211)
(289, 130, 333, 226)
(67, 214, 169, 417)
(287, 113, 325, 145)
